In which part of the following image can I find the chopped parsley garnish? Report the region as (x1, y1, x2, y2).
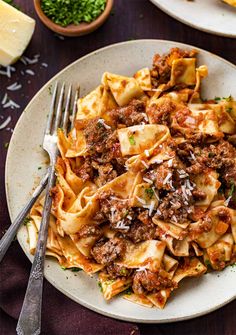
(124, 287, 132, 295)
(119, 268, 128, 276)
(70, 267, 82, 272)
(205, 260, 211, 267)
(61, 266, 67, 270)
(224, 95, 232, 102)
(128, 135, 136, 145)
(98, 281, 103, 292)
(229, 182, 235, 197)
(23, 217, 31, 226)
(226, 107, 233, 114)
(208, 152, 215, 158)
(145, 188, 154, 199)
(38, 166, 42, 170)
(214, 95, 232, 102)
(231, 263, 236, 268)
(123, 210, 129, 218)
(41, 0, 106, 27)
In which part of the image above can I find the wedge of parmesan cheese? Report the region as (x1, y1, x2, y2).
(0, 0, 35, 66)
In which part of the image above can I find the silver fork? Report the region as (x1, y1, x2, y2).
(16, 83, 77, 335)
(0, 87, 78, 264)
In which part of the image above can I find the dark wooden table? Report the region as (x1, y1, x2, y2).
(0, 1, 235, 334)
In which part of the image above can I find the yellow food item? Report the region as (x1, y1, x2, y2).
(222, 0, 236, 7)
(0, 0, 35, 66)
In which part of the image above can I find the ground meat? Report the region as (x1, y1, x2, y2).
(192, 190, 207, 200)
(125, 221, 157, 243)
(98, 191, 134, 230)
(106, 264, 133, 279)
(76, 157, 94, 182)
(77, 224, 102, 239)
(155, 186, 194, 224)
(137, 210, 153, 225)
(91, 237, 127, 265)
(217, 208, 232, 224)
(188, 215, 213, 240)
(109, 99, 148, 127)
(151, 48, 197, 87)
(147, 97, 176, 125)
(84, 117, 113, 154)
(186, 140, 236, 185)
(91, 161, 118, 187)
(132, 270, 177, 295)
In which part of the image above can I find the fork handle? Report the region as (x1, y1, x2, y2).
(0, 172, 48, 264)
(16, 165, 56, 335)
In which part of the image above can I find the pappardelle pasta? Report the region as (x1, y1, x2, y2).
(28, 48, 236, 309)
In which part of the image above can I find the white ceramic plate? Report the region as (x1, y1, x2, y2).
(6, 40, 236, 323)
(150, 0, 236, 38)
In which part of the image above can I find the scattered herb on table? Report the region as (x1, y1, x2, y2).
(41, 0, 107, 27)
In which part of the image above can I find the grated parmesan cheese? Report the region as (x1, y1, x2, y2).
(0, 116, 11, 130)
(7, 82, 22, 91)
(97, 118, 111, 130)
(115, 220, 129, 230)
(143, 177, 153, 184)
(141, 160, 149, 169)
(163, 172, 172, 185)
(135, 195, 146, 205)
(224, 196, 232, 207)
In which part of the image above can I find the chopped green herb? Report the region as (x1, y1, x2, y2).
(208, 152, 215, 158)
(123, 210, 129, 218)
(145, 188, 154, 199)
(124, 287, 132, 295)
(70, 267, 82, 272)
(38, 166, 42, 170)
(229, 182, 235, 197)
(224, 95, 232, 102)
(61, 266, 67, 270)
(128, 135, 136, 145)
(214, 95, 232, 102)
(231, 263, 236, 268)
(23, 217, 31, 226)
(226, 107, 233, 114)
(119, 268, 128, 276)
(4, 142, 9, 149)
(205, 260, 211, 267)
(41, 0, 106, 27)
(98, 281, 103, 292)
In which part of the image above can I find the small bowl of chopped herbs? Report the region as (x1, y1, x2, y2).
(34, 0, 113, 37)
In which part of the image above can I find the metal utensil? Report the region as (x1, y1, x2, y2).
(0, 88, 78, 264)
(16, 83, 78, 335)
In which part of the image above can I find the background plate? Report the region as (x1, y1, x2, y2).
(5, 40, 236, 323)
(150, 0, 236, 38)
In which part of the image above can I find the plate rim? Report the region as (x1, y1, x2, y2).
(149, 0, 236, 38)
(5, 39, 236, 323)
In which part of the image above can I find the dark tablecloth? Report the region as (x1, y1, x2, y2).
(0, 1, 235, 334)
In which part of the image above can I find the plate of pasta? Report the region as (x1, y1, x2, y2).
(6, 40, 236, 323)
(150, 0, 236, 38)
